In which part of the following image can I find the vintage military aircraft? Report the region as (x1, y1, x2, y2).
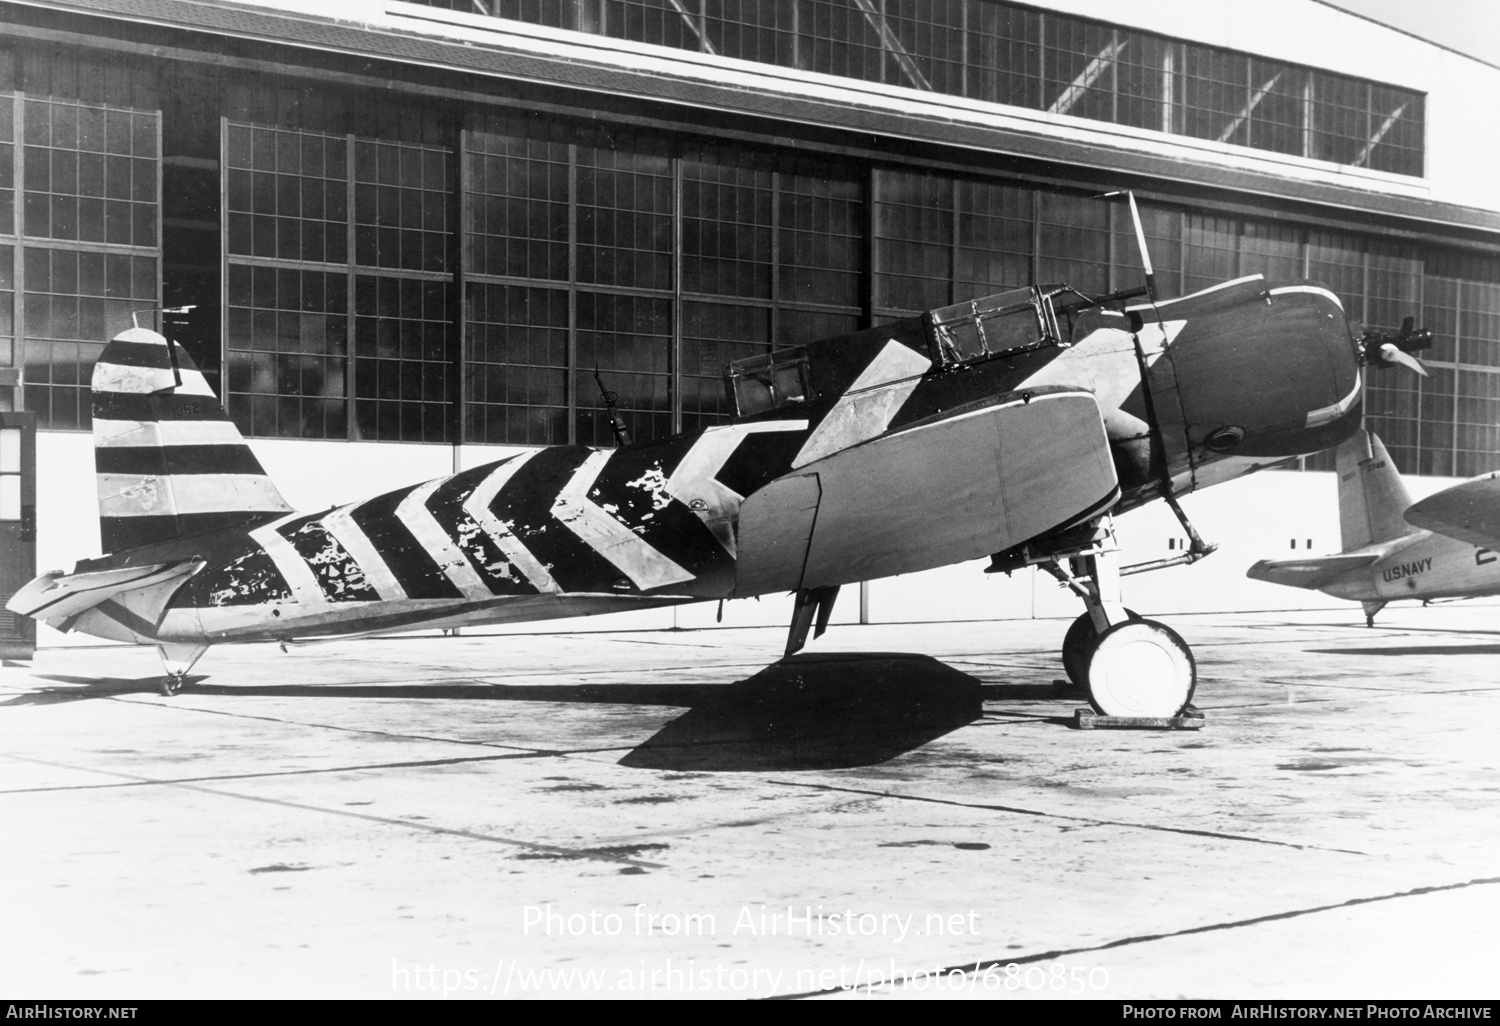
(7, 200, 1382, 718)
(1249, 427, 1500, 625)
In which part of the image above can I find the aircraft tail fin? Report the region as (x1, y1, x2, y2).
(1337, 428, 1415, 552)
(91, 327, 292, 554)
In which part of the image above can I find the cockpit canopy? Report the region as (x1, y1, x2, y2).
(724, 284, 1097, 418)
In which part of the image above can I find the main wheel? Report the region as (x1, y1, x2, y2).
(1083, 618, 1195, 718)
(1061, 608, 1138, 687)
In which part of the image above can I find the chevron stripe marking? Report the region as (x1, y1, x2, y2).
(250, 514, 329, 610)
(463, 452, 560, 595)
(552, 449, 695, 592)
(321, 505, 410, 602)
(666, 420, 810, 558)
(395, 478, 494, 601)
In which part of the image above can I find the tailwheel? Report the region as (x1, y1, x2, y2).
(1061, 608, 1138, 687)
(1083, 618, 1196, 718)
(155, 642, 208, 698)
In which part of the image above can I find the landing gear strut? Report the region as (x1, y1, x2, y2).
(785, 585, 840, 657)
(1039, 517, 1197, 718)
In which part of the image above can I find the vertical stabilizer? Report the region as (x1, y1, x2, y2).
(1336, 428, 1414, 551)
(91, 327, 292, 554)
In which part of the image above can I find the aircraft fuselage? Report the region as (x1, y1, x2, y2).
(49, 276, 1363, 649)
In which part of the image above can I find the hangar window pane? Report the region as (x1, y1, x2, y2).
(464, 282, 569, 447)
(883, 0, 967, 94)
(874, 169, 951, 313)
(965, 2, 1040, 108)
(777, 306, 857, 349)
(1247, 59, 1305, 157)
(956, 180, 1031, 300)
(682, 300, 770, 432)
(798, 0, 886, 83)
(576, 135, 673, 290)
(1182, 214, 1240, 295)
(22, 247, 157, 431)
(0, 248, 12, 367)
(1311, 73, 1366, 167)
(224, 264, 347, 439)
(22, 98, 156, 248)
(604, 0, 703, 52)
(0, 93, 12, 234)
(1418, 364, 1455, 477)
(1114, 32, 1170, 132)
(704, 0, 791, 66)
(1239, 221, 1303, 285)
(353, 140, 453, 273)
(1042, 18, 1118, 122)
(354, 275, 455, 443)
(1180, 45, 1247, 144)
(1036, 192, 1107, 296)
(466, 116, 570, 281)
(1455, 364, 1500, 478)
(1308, 232, 1367, 322)
(1421, 275, 1458, 365)
(495, 0, 587, 31)
(777, 161, 863, 310)
(682, 150, 774, 299)
(1364, 85, 1423, 177)
(225, 124, 347, 264)
(1459, 281, 1500, 376)
(575, 292, 671, 445)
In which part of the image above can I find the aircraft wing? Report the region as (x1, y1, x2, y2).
(1404, 474, 1500, 549)
(5, 559, 205, 627)
(1246, 553, 1380, 591)
(735, 387, 1119, 595)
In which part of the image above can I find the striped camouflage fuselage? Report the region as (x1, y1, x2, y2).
(58, 275, 1363, 648)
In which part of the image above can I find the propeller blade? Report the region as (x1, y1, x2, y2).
(1380, 343, 1429, 377)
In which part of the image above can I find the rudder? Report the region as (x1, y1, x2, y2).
(91, 327, 292, 553)
(1336, 428, 1414, 551)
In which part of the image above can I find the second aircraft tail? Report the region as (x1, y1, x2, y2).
(1337, 428, 1415, 552)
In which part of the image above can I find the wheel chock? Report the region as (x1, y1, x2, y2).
(1074, 705, 1204, 730)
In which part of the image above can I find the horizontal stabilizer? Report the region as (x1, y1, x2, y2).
(1246, 553, 1379, 591)
(1405, 474, 1500, 549)
(5, 559, 205, 625)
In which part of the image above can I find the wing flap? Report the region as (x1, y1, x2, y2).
(1404, 474, 1500, 549)
(1246, 553, 1379, 591)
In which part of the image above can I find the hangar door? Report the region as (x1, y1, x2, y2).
(0, 412, 36, 659)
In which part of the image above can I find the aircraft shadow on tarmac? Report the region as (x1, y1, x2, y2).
(12, 653, 1018, 771)
(1307, 643, 1500, 657)
(618, 653, 984, 771)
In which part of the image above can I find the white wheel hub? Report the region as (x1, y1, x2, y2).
(1084, 619, 1195, 718)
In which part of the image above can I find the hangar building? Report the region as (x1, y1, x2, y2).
(2, 0, 1498, 653)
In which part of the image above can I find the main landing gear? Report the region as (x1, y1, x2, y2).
(1038, 518, 1198, 719)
